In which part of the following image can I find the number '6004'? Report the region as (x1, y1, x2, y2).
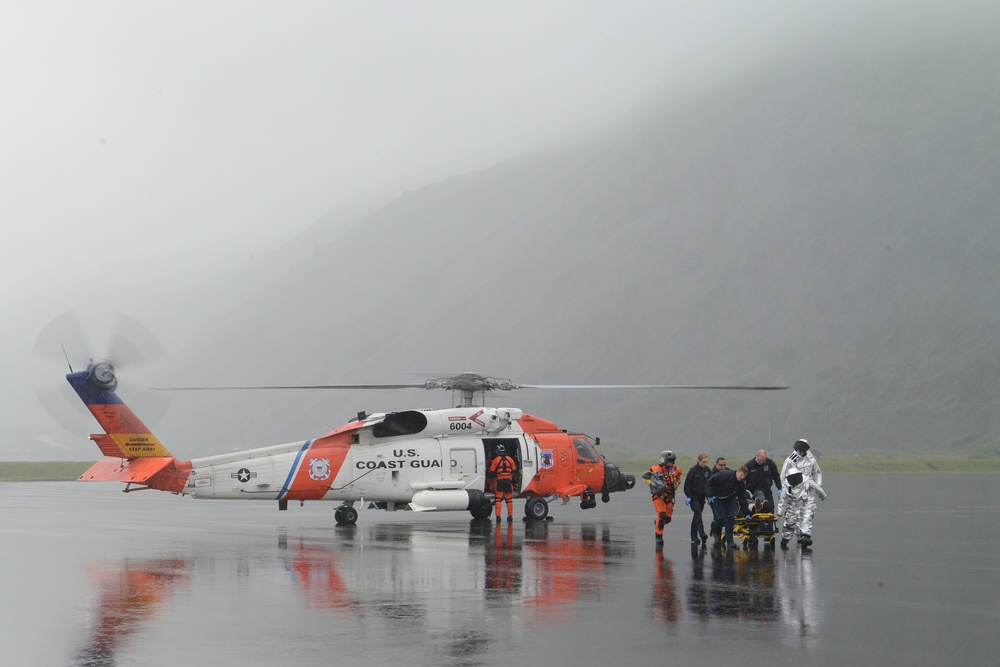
(449, 422, 473, 431)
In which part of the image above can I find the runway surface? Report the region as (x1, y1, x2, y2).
(1, 475, 998, 666)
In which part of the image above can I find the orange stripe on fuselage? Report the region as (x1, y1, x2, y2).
(281, 433, 352, 502)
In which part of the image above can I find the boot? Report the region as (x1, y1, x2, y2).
(780, 538, 789, 549)
(655, 533, 664, 549)
(801, 534, 812, 547)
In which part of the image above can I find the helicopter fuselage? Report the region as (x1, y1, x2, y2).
(68, 364, 636, 522)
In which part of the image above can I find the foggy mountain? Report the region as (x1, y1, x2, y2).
(29, 15, 1000, 462)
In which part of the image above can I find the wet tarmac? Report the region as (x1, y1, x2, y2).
(1, 475, 998, 666)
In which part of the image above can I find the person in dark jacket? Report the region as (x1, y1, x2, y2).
(705, 465, 750, 549)
(743, 449, 782, 512)
(683, 452, 711, 545)
(706, 457, 727, 541)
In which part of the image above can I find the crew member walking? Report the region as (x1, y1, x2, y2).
(777, 439, 826, 548)
(488, 444, 517, 522)
(683, 452, 711, 545)
(744, 449, 782, 512)
(707, 457, 728, 541)
(706, 464, 750, 549)
(642, 450, 683, 548)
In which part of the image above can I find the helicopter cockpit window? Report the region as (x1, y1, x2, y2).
(372, 411, 428, 438)
(573, 437, 600, 463)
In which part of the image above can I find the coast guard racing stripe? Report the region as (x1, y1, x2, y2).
(278, 434, 351, 502)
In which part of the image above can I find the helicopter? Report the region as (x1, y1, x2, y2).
(66, 361, 787, 524)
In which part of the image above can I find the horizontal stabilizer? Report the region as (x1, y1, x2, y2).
(79, 457, 177, 484)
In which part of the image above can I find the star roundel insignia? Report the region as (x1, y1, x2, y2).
(231, 468, 257, 483)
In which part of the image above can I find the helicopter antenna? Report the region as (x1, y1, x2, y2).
(61, 344, 73, 373)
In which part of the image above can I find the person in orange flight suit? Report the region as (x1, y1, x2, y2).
(488, 444, 517, 522)
(642, 450, 683, 548)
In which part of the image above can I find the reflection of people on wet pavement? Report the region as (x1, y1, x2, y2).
(485, 522, 520, 594)
(642, 450, 683, 549)
(744, 449, 782, 512)
(778, 551, 818, 643)
(777, 439, 826, 549)
(683, 452, 711, 546)
(488, 444, 518, 522)
(686, 544, 710, 622)
(705, 548, 779, 622)
(706, 465, 750, 549)
(650, 553, 682, 623)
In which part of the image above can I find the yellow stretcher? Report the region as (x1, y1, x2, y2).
(732, 497, 778, 549)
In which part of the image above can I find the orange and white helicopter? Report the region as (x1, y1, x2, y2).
(66, 362, 785, 524)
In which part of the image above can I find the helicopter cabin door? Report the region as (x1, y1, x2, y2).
(448, 446, 478, 484)
(484, 438, 522, 495)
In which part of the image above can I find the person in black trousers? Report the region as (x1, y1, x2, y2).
(706, 465, 750, 549)
(683, 452, 711, 545)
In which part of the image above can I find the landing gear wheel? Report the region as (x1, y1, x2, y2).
(525, 496, 549, 521)
(471, 497, 493, 520)
(335, 506, 358, 525)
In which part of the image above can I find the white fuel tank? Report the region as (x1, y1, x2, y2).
(409, 489, 485, 512)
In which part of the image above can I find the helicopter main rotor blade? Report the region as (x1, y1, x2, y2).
(154, 382, 788, 391)
(152, 383, 430, 391)
(516, 384, 789, 390)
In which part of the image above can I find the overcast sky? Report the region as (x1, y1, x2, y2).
(5, 0, 985, 457)
(2, 1, 863, 297)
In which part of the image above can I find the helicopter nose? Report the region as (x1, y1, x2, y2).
(602, 462, 635, 494)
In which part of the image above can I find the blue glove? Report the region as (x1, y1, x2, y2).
(707, 496, 716, 504)
(685, 497, 691, 506)
(777, 489, 783, 500)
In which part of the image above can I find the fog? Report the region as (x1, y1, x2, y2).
(4, 1, 997, 459)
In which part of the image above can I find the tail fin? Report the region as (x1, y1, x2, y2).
(66, 362, 172, 459)
(67, 362, 190, 493)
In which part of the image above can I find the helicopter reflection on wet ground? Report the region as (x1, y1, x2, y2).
(2, 475, 999, 666)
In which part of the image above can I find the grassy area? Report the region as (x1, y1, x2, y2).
(0, 461, 93, 482)
(618, 449, 1000, 475)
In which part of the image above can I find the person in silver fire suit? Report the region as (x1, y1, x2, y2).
(777, 439, 826, 548)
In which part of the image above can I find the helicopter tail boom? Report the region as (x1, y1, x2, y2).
(67, 362, 191, 493)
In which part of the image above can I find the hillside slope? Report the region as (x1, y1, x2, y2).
(153, 22, 1000, 459)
